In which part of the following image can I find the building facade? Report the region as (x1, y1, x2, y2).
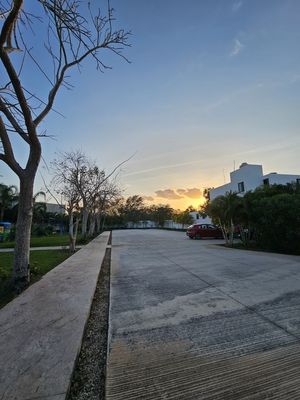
(46, 203, 65, 214)
(210, 163, 300, 200)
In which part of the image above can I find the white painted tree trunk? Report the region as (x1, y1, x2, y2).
(68, 210, 78, 253)
(81, 207, 89, 237)
(96, 214, 101, 233)
(88, 214, 96, 237)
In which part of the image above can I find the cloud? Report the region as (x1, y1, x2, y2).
(184, 188, 202, 199)
(154, 188, 202, 200)
(232, 1, 243, 12)
(230, 39, 244, 57)
(143, 196, 154, 201)
(122, 160, 201, 178)
(155, 189, 184, 200)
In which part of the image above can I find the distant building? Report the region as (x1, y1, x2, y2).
(189, 211, 211, 225)
(210, 163, 300, 200)
(126, 220, 156, 229)
(46, 203, 65, 215)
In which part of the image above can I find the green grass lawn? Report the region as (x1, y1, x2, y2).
(0, 250, 69, 308)
(0, 234, 89, 249)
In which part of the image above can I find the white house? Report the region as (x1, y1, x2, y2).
(189, 211, 212, 225)
(46, 203, 65, 214)
(210, 163, 300, 200)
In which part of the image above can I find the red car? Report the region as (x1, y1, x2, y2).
(186, 224, 223, 239)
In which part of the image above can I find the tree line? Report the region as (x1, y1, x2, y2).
(104, 195, 195, 229)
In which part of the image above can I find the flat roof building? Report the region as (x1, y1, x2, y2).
(210, 163, 300, 200)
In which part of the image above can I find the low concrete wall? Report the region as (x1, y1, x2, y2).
(0, 231, 110, 400)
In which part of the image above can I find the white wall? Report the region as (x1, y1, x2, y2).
(210, 163, 300, 200)
(210, 183, 232, 200)
(189, 211, 212, 224)
(264, 173, 300, 185)
(46, 203, 65, 214)
(229, 164, 263, 193)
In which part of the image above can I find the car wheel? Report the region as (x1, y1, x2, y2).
(195, 234, 201, 240)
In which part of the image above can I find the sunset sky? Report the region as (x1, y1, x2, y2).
(1, 0, 300, 210)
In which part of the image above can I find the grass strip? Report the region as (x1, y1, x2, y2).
(0, 250, 69, 308)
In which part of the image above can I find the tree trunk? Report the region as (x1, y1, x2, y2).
(229, 218, 234, 246)
(88, 214, 96, 237)
(12, 176, 34, 292)
(96, 214, 101, 233)
(68, 210, 78, 253)
(101, 214, 106, 231)
(81, 207, 89, 237)
(219, 218, 229, 245)
(0, 207, 4, 221)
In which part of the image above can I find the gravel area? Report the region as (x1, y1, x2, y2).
(67, 243, 111, 400)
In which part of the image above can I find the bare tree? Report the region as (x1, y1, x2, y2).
(91, 179, 120, 235)
(51, 150, 84, 252)
(0, 1, 130, 291)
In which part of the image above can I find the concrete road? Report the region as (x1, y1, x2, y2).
(106, 229, 300, 400)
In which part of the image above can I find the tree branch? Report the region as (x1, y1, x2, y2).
(0, 96, 29, 143)
(0, 0, 23, 49)
(0, 115, 23, 176)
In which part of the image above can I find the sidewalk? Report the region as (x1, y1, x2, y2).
(0, 245, 84, 253)
(0, 231, 110, 400)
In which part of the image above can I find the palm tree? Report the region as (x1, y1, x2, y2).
(0, 184, 18, 221)
(205, 191, 243, 246)
(32, 191, 47, 224)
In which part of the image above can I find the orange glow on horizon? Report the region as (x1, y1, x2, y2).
(145, 195, 206, 211)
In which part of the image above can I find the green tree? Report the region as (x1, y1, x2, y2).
(120, 195, 146, 224)
(174, 210, 194, 228)
(205, 191, 243, 245)
(0, 183, 18, 220)
(243, 185, 300, 254)
(150, 205, 173, 228)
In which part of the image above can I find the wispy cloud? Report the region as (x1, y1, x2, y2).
(230, 39, 244, 56)
(232, 1, 243, 12)
(122, 160, 201, 178)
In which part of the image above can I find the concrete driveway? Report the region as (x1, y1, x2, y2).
(106, 229, 300, 400)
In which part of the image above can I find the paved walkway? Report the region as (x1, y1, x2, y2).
(106, 229, 300, 400)
(0, 245, 84, 253)
(0, 232, 110, 400)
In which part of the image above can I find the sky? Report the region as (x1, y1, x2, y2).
(1, 0, 300, 210)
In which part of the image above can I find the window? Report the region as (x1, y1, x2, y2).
(196, 213, 199, 219)
(263, 178, 269, 186)
(297, 179, 300, 185)
(238, 181, 245, 193)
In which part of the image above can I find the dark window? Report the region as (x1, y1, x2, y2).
(297, 179, 300, 185)
(196, 213, 199, 219)
(238, 182, 245, 193)
(263, 178, 269, 186)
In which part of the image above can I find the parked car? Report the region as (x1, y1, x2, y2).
(186, 223, 223, 239)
